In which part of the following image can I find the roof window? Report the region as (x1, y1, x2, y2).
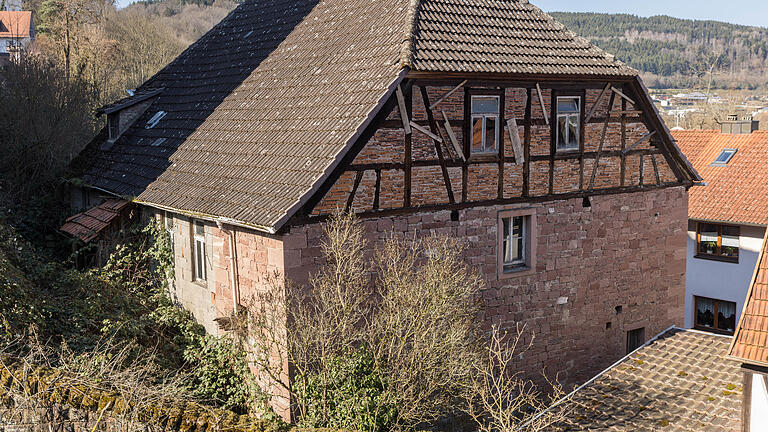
(145, 111, 166, 129)
(151, 138, 166, 147)
(712, 149, 737, 166)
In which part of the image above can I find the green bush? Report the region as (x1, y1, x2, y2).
(295, 346, 397, 432)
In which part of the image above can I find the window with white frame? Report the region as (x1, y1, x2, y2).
(498, 209, 536, 277)
(470, 95, 500, 154)
(164, 212, 174, 254)
(556, 96, 581, 151)
(193, 220, 206, 281)
(502, 216, 526, 270)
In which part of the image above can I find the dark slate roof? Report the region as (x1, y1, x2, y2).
(84, 0, 638, 232)
(539, 328, 741, 432)
(729, 230, 768, 366)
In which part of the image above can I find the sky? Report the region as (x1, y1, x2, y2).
(534, 0, 768, 28)
(114, 0, 768, 28)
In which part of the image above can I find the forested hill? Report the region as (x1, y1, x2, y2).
(550, 12, 768, 89)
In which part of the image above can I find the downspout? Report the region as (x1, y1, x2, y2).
(216, 220, 240, 315)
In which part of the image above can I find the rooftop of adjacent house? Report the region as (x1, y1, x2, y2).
(61, 199, 129, 243)
(0, 11, 32, 39)
(82, 0, 648, 233)
(537, 327, 741, 431)
(673, 129, 768, 226)
(729, 230, 768, 367)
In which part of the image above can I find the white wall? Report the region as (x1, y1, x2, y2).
(684, 221, 765, 329)
(751, 373, 768, 431)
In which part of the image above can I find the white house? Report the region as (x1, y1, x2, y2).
(673, 118, 768, 336)
(0, 10, 34, 62)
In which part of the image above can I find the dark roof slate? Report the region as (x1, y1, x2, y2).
(545, 328, 741, 432)
(84, 0, 639, 231)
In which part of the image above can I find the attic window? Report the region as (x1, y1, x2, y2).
(151, 138, 166, 147)
(145, 111, 167, 129)
(107, 112, 119, 141)
(712, 149, 737, 165)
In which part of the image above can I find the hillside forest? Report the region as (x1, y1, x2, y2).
(551, 12, 768, 89)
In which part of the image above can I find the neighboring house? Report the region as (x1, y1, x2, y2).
(728, 231, 768, 432)
(74, 0, 700, 418)
(532, 327, 742, 431)
(673, 120, 768, 336)
(0, 10, 34, 63)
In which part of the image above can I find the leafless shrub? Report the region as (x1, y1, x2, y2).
(467, 324, 570, 432)
(247, 213, 564, 431)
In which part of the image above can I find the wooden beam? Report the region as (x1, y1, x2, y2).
(549, 89, 556, 195)
(404, 90, 412, 207)
(621, 131, 656, 155)
(589, 92, 616, 191)
(293, 181, 688, 225)
(421, 87, 456, 204)
(373, 169, 381, 210)
(650, 154, 661, 185)
(585, 83, 611, 123)
(396, 85, 411, 135)
(536, 83, 549, 125)
(345, 170, 364, 212)
(523, 88, 532, 198)
(410, 121, 442, 142)
(429, 80, 467, 109)
(442, 111, 464, 161)
(639, 154, 645, 186)
(498, 92, 506, 200)
(620, 98, 627, 187)
(507, 118, 524, 165)
(611, 86, 635, 106)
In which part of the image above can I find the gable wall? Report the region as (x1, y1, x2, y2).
(311, 80, 680, 217)
(285, 185, 688, 388)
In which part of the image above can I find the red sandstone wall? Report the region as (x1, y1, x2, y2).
(284, 186, 688, 388)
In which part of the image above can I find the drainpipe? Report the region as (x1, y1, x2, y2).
(216, 220, 240, 315)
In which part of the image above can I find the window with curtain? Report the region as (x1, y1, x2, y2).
(696, 223, 739, 262)
(556, 96, 581, 151)
(470, 95, 500, 154)
(695, 296, 736, 335)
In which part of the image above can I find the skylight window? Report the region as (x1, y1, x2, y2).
(151, 138, 166, 147)
(145, 111, 167, 129)
(712, 148, 737, 165)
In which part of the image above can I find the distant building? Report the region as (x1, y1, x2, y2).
(0, 10, 34, 63)
(674, 91, 708, 105)
(673, 118, 767, 336)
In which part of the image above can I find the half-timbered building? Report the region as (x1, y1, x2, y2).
(75, 0, 700, 418)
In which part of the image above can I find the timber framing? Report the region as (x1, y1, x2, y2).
(292, 73, 700, 230)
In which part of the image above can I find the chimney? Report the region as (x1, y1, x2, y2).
(721, 114, 758, 134)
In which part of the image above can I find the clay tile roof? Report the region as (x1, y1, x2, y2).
(83, 0, 639, 232)
(673, 129, 768, 226)
(409, 0, 637, 76)
(61, 199, 129, 243)
(729, 231, 768, 366)
(542, 328, 742, 431)
(0, 11, 32, 39)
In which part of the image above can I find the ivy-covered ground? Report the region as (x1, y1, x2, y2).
(0, 214, 272, 419)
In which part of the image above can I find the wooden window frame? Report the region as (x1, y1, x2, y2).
(694, 296, 736, 335)
(497, 207, 537, 279)
(466, 89, 504, 161)
(695, 222, 740, 263)
(192, 220, 207, 282)
(107, 112, 119, 141)
(554, 95, 582, 153)
(626, 327, 646, 354)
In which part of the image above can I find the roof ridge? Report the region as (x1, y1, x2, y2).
(400, 0, 421, 68)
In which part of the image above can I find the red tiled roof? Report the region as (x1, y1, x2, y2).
(0, 11, 32, 39)
(60, 200, 129, 243)
(673, 130, 768, 226)
(729, 230, 768, 366)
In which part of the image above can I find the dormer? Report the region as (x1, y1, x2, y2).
(97, 88, 163, 146)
